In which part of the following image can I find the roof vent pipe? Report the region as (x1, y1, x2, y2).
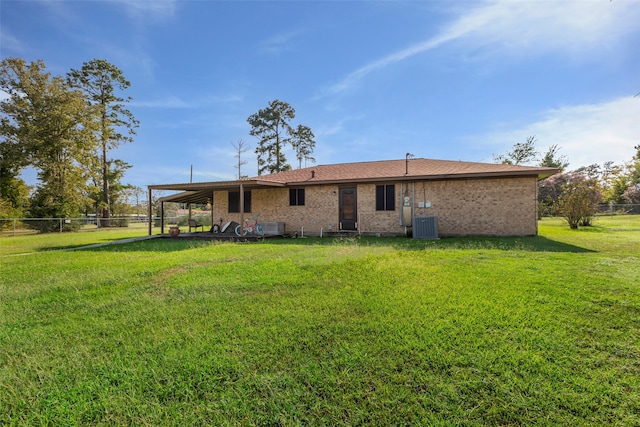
(405, 152, 414, 176)
(311, 170, 315, 178)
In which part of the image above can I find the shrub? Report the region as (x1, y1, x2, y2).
(557, 177, 601, 229)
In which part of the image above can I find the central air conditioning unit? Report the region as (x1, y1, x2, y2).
(412, 216, 439, 239)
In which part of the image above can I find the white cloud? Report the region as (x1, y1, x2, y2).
(130, 96, 196, 109)
(483, 97, 640, 169)
(450, 0, 640, 56)
(325, 0, 640, 95)
(131, 93, 243, 109)
(112, 0, 178, 19)
(0, 29, 25, 54)
(258, 29, 304, 55)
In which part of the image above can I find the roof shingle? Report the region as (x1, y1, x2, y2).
(257, 158, 557, 184)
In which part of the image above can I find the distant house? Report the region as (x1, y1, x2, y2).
(148, 158, 558, 237)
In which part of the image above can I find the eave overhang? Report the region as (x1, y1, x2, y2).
(150, 167, 558, 205)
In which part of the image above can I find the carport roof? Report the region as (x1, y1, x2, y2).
(152, 179, 285, 204)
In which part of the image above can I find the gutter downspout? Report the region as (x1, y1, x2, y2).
(399, 182, 404, 226)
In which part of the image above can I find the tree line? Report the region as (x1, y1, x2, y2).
(494, 136, 640, 229)
(0, 58, 317, 230)
(0, 57, 138, 229)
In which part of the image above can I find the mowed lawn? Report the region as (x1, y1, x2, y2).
(1, 217, 639, 425)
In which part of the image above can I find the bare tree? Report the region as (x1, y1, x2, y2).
(232, 139, 250, 179)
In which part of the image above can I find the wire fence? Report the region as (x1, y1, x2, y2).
(2, 206, 638, 236)
(597, 204, 640, 215)
(0, 216, 151, 236)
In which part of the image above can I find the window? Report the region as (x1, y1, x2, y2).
(228, 190, 251, 213)
(289, 188, 305, 206)
(376, 184, 395, 211)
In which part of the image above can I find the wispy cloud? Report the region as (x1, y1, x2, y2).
(483, 97, 640, 169)
(112, 0, 178, 19)
(324, 0, 640, 95)
(131, 93, 243, 109)
(258, 29, 304, 55)
(449, 0, 640, 56)
(0, 28, 25, 54)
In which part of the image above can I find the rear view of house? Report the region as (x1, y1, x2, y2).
(149, 158, 558, 237)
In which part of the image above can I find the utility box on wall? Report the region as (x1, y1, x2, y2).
(402, 206, 412, 226)
(413, 216, 439, 239)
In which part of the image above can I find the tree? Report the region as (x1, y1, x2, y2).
(0, 177, 29, 223)
(0, 138, 30, 216)
(1, 58, 36, 216)
(67, 59, 138, 222)
(629, 144, 640, 185)
(621, 184, 640, 204)
(557, 176, 601, 229)
(231, 139, 250, 179)
(248, 99, 302, 175)
(493, 136, 539, 165)
(539, 144, 569, 171)
(605, 172, 630, 204)
(538, 172, 574, 216)
(290, 124, 316, 169)
(0, 58, 95, 226)
(105, 159, 132, 216)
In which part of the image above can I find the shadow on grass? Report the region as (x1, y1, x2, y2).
(404, 235, 595, 253)
(34, 236, 161, 253)
(77, 237, 237, 253)
(78, 234, 594, 254)
(290, 235, 595, 253)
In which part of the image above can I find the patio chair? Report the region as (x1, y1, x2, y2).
(189, 218, 204, 232)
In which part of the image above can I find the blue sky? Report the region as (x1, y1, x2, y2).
(2, 0, 640, 188)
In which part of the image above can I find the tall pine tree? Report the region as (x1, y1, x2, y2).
(68, 59, 138, 221)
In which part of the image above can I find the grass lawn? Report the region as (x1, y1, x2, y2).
(1, 217, 639, 425)
(0, 222, 150, 256)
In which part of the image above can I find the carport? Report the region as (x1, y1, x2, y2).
(147, 179, 285, 236)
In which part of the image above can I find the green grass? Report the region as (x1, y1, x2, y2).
(0, 222, 151, 255)
(1, 217, 639, 425)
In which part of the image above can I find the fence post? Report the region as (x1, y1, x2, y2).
(13, 219, 17, 237)
(60, 218, 63, 233)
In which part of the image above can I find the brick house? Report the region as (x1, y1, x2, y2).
(148, 158, 557, 237)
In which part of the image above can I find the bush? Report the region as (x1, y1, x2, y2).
(557, 177, 601, 229)
(98, 217, 129, 228)
(28, 219, 82, 233)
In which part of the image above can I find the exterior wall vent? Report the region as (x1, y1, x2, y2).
(412, 216, 439, 239)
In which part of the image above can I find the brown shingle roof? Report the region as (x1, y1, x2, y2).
(257, 158, 557, 185)
(149, 158, 558, 204)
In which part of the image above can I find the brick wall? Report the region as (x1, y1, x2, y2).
(412, 177, 539, 236)
(211, 176, 539, 237)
